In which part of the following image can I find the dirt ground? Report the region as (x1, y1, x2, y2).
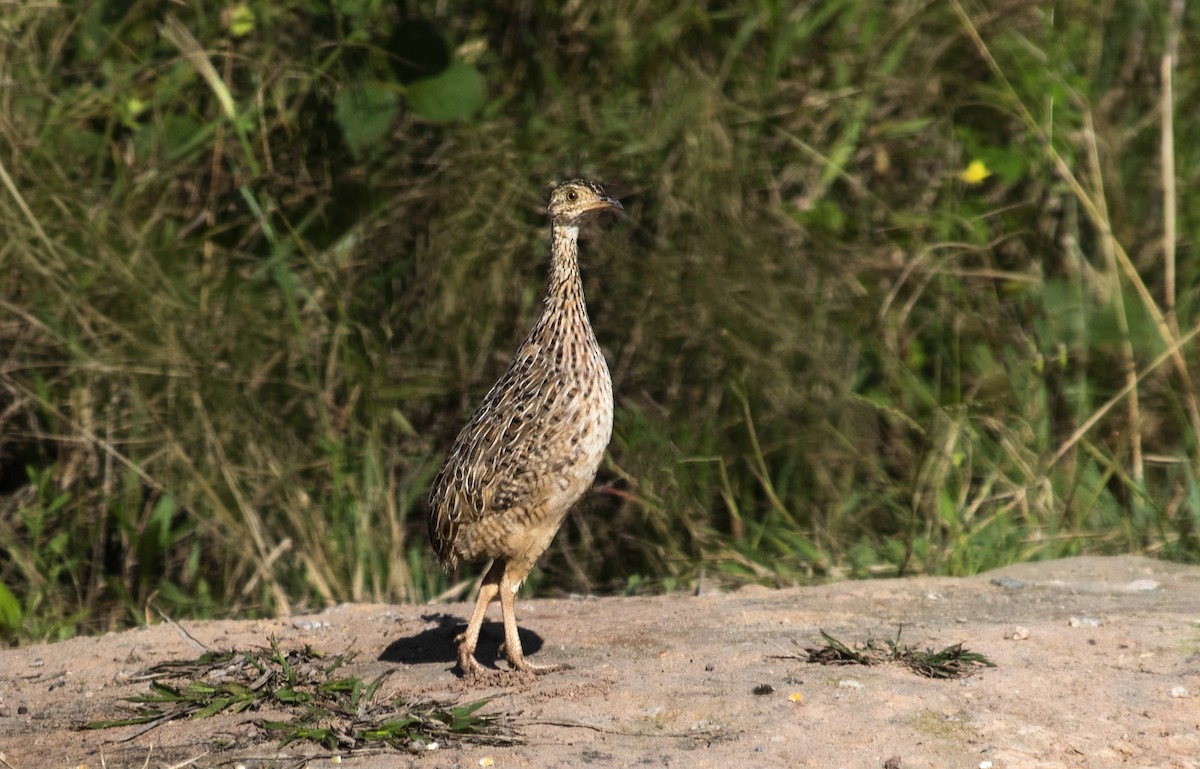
(1, 555, 1197, 768)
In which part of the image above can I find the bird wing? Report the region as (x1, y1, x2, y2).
(427, 344, 574, 564)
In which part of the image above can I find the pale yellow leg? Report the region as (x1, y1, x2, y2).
(498, 568, 570, 675)
(456, 560, 503, 679)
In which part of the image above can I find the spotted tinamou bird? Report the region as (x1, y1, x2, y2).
(427, 179, 622, 679)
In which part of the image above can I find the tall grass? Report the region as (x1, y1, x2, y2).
(1, 0, 1197, 643)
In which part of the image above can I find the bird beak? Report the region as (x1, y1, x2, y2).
(583, 196, 624, 215)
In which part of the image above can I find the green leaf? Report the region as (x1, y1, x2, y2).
(405, 62, 485, 122)
(184, 681, 218, 696)
(276, 688, 312, 704)
(195, 697, 233, 718)
(0, 582, 21, 632)
(335, 85, 399, 158)
(226, 4, 255, 37)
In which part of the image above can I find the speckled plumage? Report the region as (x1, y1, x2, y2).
(427, 179, 621, 679)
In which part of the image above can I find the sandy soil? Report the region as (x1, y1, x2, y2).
(1, 555, 1197, 768)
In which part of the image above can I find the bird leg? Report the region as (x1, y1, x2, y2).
(498, 569, 571, 675)
(456, 560, 503, 679)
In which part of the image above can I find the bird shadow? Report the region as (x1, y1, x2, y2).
(378, 612, 545, 672)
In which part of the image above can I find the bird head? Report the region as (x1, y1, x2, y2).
(547, 179, 623, 226)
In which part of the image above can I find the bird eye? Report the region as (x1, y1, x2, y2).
(567, 190, 577, 201)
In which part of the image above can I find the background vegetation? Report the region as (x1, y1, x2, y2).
(2, 0, 1197, 644)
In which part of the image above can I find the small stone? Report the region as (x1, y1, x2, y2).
(1007, 626, 1030, 641)
(752, 683, 775, 695)
(1169, 686, 1189, 698)
(17, 706, 28, 716)
(991, 576, 1026, 590)
(1126, 579, 1159, 592)
(1068, 616, 1100, 628)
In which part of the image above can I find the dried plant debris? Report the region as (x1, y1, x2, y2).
(795, 629, 995, 679)
(84, 636, 517, 751)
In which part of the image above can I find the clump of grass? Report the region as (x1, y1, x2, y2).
(85, 636, 515, 752)
(797, 628, 996, 679)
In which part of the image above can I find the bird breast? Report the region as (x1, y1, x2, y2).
(494, 328, 613, 496)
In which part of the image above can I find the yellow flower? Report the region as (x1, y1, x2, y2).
(959, 159, 992, 185)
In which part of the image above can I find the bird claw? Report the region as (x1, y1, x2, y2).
(457, 652, 503, 684)
(505, 658, 572, 675)
(498, 641, 571, 675)
(457, 649, 570, 683)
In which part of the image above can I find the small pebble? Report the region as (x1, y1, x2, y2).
(1007, 626, 1030, 641)
(979, 762, 993, 769)
(752, 683, 775, 695)
(1068, 616, 1100, 628)
(991, 576, 1026, 590)
(1169, 686, 1189, 698)
(1126, 579, 1159, 592)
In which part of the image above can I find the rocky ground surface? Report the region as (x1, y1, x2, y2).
(1, 555, 1198, 768)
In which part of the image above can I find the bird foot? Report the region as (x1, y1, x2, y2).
(504, 657, 573, 675)
(457, 652, 506, 684)
(496, 641, 571, 675)
(457, 650, 571, 683)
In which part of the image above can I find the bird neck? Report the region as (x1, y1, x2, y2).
(545, 223, 587, 314)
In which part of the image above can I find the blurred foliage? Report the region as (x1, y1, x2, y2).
(1, 0, 1198, 643)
